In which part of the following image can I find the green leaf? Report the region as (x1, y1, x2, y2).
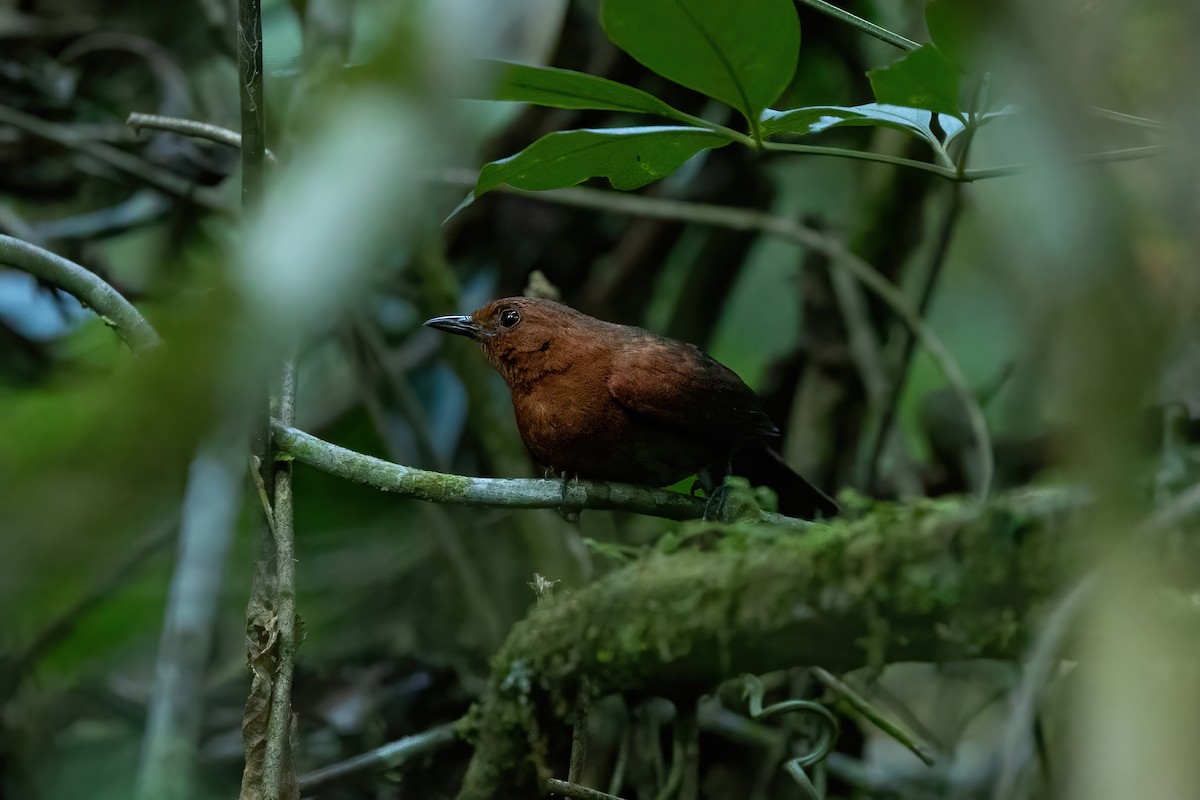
(761, 103, 944, 147)
(868, 45, 963, 117)
(475, 127, 732, 195)
(475, 60, 694, 124)
(600, 0, 799, 128)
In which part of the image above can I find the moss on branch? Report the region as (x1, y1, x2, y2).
(273, 422, 790, 524)
(458, 492, 1104, 800)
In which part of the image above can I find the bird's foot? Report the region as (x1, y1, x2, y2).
(703, 476, 762, 523)
(702, 484, 730, 521)
(557, 469, 583, 523)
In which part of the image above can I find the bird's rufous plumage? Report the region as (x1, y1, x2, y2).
(425, 297, 836, 518)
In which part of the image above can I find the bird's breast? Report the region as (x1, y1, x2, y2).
(508, 370, 724, 485)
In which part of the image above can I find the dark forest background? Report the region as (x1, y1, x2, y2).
(2, 0, 1198, 799)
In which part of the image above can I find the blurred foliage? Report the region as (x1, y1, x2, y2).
(1, 0, 1198, 798)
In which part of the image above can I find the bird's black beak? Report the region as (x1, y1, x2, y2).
(423, 314, 484, 340)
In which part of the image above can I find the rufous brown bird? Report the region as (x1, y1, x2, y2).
(424, 297, 837, 519)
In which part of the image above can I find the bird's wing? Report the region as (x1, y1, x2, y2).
(606, 340, 779, 439)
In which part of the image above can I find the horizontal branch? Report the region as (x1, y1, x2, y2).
(0, 104, 231, 213)
(298, 721, 460, 790)
(0, 233, 161, 352)
(273, 422, 806, 526)
(126, 112, 278, 163)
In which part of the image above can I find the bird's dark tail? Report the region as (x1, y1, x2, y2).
(731, 441, 838, 520)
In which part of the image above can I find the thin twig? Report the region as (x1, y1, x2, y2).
(1088, 106, 1168, 131)
(297, 721, 460, 789)
(864, 183, 963, 492)
(961, 145, 1164, 179)
(793, 0, 920, 52)
(345, 326, 506, 646)
(440, 171, 994, 500)
(263, 357, 299, 800)
(569, 680, 592, 784)
(762, 142, 1165, 182)
(546, 778, 630, 800)
(238, 0, 266, 208)
(991, 575, 1097, 800)
(0, 233, 161, 352)
(135, 425, 249, 800)
(272, 422, 808, 527)
(0, 104, 231, 212)
(12, 522, 175, 680)
(126, 111, 278, 163)
(811, 667, 938, 767)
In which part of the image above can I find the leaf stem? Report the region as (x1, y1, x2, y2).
(961, 145, 1165, 180)
(762, 141, 957, 179)
(793, 0, 920, 52)
(671, 109, 756, 147)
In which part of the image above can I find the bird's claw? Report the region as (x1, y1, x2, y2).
(556, 469, 582, 523)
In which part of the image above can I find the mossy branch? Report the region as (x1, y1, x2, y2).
(272, 422, 807, 527)
(0, 233, 161, 352)
(457, 491, 1123, 800)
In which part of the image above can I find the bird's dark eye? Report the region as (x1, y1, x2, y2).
(499, 308, 521, 328)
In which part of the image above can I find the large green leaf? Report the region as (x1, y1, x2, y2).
(600, 0, 800, 127)
(868, 45, 963, 117)
(476, 127, 731, 195)
(475, 60, 694, 123)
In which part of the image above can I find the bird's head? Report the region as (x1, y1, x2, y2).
(424, 297, 596, 387)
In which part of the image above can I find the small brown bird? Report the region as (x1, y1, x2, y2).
(425, 297, 837, 519)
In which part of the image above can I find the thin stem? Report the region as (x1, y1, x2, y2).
(440, 172, 994, 500)
(238, 0, 266, 208)
(811, 667, 938, 766)
(762, 142, 1163, 183)
(12, 522, 174, 680)
(569, 681, 592, 784)
(0, 233, 161, 352)
(762, 141, 956, 179)
(126, 112, 278, 162)
(864, 183, 963, 491)
(961, 145, 1165, 180)
(136, 425, 248, 800)
(607, 724, 631, 796)
(652, 707, 689, 800)
(793, 0, 920, 52)
(1089, 106, 1168, 131)
(671, 110, 755, 148)
(263, 357, 299, 800)
(297, 721, 460, 790)
(0, 104, 231, 213)
(546, 778, 631, 800)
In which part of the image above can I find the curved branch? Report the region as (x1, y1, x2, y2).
(0, 233, 162, 352)
(0, 104, 231, 213)
(126, 112, 278, 163)
(273, 422, 806, 527)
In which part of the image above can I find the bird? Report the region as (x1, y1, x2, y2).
(424, 297, 837, 519)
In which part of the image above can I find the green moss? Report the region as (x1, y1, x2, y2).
(458, 490, 1109, 800)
